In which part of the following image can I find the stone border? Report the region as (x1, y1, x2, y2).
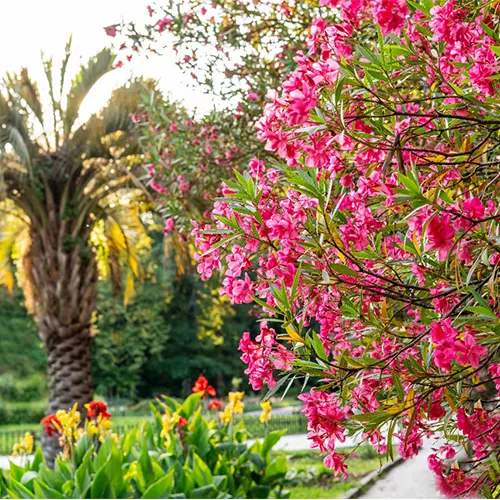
(344, 456, 405, 499)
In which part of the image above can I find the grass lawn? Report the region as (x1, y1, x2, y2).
(282, 446, 385, 499)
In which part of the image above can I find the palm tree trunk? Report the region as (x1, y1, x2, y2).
(29, 225, 98, 467)
(41, 326, 93, 467)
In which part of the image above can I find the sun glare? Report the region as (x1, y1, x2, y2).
(1, 0, 213, 127)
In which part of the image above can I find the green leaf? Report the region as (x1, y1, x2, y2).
(311, 332, 328, 362)
(250, 485, 272, 499)
(329, 263, 359, 278)
(75, 449, 92, 495)
(180, 391, 203, 418)
(9, 462, 26, 482)
(386, 418, 397, 461)
(189, 484, 216, 499)
(29, 447, 44, 472)
(262, 374, 291, 402)
(20, 471, 37, 486)
(90, 462, 113, 499)
(6, 478, 36, 499)
(261, 430, 286, 458)
(265, 455, 287, 480)
(186, 411, 210, 457)
(466, 306, 497, 320)
(33, 481, 64, 500)
(191, 453, 213, 487)
(138, 441, 155, 490)
(482, 23, 500, 42)
(141, 469, 175, 499)
(37, 466, 65, 491)
(391, 370, 405, 401)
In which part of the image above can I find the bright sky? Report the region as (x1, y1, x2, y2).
(1, 0, 214, 122)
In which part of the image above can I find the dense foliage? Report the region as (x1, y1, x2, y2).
(0, 288, 45, 377)
(92, 246, 258, 399)
(132, 92, 260, 232)
(124, 0, 500, 497)
(1, 392, 289, 499)
(0, 235, 258, 403)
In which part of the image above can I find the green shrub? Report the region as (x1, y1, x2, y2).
(0, 401, 46, 425)
(0, 393, 289, 499)
(0, 374, 47, 403)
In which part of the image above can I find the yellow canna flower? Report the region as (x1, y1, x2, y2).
(56, 403, 81, 439)
(12, 433, 33, 456)
(86, 412, 113, 442)
(228, 392, 245, 414)
(124, 461, 138, 481)
(160, 412, 172, 446)
(259, 401, 272, 424)
(87, 420, 99, 436)
(219, 407, 233, 425)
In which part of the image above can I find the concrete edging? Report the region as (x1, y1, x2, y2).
(345, 455, 405, 499)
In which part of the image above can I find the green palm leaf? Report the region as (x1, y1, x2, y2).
(12, 68, 44, 126)
(63, 48, 116, 137)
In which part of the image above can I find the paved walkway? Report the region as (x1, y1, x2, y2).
(247, 432, 361, 451)
(245, 405, 303, 417)
(0, 455, 26, 469)
(360, 438, 443, 499)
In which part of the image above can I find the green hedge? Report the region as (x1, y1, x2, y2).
(242, 414, 308, 438)
(0, 374, 47, 402)
(0, 400, 46, 425)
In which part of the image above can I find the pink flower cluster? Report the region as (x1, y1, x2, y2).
(429, 319, 487, 372)
(299, 389, 351, 477)
(239, 322, 295, 390)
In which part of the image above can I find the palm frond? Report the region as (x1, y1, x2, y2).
(74, 79, 152, 160)
(0, 209, 28, 294)
(0, 92, 35, 174)
(0, 125, 32, 171)
(102, 79, 149, 134)
(98, 201, 151, 306)
(12, 68, 44, 126)
(59, 36, 72, 97)
(43, 56, 60, 148)
(63, 48, 116, 138)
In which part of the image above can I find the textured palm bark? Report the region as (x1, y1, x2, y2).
(41, 328, 93, 467)
(29, 225, 98, 467)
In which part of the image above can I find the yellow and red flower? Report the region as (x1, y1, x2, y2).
(40, 414, 61, 438)
(85, 400, 111, 420)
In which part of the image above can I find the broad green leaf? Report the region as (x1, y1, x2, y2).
(261, 430, 286, 458)
(141, 469, 175, 499)
(191, 453, 213, 487)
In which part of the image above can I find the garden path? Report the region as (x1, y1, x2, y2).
(0, 455, 25, 469)
(245, 405, 302, 417)
(360, 438, 444, 499)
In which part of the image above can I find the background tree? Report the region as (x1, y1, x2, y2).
(0, 41, 149, 464)
(111, 0, 340, 232)
(92, 224, 258, 399)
